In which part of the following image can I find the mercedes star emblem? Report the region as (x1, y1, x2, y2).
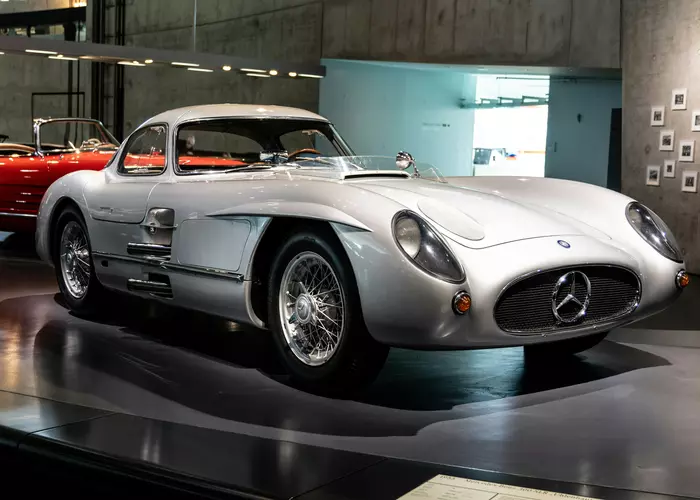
(551, 271, 591, 324)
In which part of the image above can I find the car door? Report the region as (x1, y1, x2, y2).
(84, 124, 169, 259)
(0, 151, 50, 218)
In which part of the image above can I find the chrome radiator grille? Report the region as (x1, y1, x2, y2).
(494, 266, 640, 334)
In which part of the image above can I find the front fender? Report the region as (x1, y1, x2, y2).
(207, 201, 371, 232)
(35, 171, 94, 265)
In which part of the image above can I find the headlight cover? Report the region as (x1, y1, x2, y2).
(626, 202, 682, 262)
(392, 211, 465, 283)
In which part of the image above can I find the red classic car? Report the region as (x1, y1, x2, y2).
(0, 118, 119, 232)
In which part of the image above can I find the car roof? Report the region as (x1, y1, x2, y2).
(142, 104, 329, 128)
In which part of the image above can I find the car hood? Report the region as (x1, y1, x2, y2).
(346, 178, 610, 249)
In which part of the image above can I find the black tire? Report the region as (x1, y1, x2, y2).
(523, 331, 609, 359)
(267, 229, 389, 395)
(53, 205, 109, 316)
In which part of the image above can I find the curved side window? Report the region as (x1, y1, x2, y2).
(118, 124, 168, 176)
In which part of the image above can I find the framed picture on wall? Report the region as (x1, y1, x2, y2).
(646, 165, 661, 186)
(672, 88, 688, 110)
(651, 106, 665, 126)
(664, 159, 676, 178)
(682, 170, 698, 192)
(660, 130, 675, 151)
(692, 111, 700, 132)
(679, 140, 695, 162)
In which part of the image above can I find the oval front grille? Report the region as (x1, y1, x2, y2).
(494, 266, 640, 334)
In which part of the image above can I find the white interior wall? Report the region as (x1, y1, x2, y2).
(545, 79, 622, 187)
(319, 59, 476, 177)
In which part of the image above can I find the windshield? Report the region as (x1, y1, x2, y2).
(39, 120, 119, 153)
(176, 118, 352, 173)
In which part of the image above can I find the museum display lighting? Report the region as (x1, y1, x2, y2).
(0, 38, 326, 80)
(25, 49, 57, 55)
(188, 67, 213, 73)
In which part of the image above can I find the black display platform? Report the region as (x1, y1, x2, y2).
(1, 231, 699, 499)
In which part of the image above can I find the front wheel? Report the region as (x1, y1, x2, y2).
(523, 331, 609, 359)
(53, 205, 109, 315)
(267, 229, 388, 394)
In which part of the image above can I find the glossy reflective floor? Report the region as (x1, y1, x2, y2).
(1, 231, 699, 498)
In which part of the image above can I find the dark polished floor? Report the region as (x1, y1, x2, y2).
(1, 231, 700, 498)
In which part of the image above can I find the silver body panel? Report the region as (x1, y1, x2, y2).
(36, 105, 684, 349)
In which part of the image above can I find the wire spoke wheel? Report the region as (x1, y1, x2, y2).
(279, 251, 345, 366)
(59, 221, 91, 299)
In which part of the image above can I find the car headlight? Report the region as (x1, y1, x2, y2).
(626, 202, 682, 262)
(392, 211, 465, 283)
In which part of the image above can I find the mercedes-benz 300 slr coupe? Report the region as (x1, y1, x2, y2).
(36, 104, 688, 392)
(0, 118, 118, 233)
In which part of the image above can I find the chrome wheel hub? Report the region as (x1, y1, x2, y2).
(279, 251, 345, 366)
(295, 294, 316, 325)
(59, 221, 91, 299)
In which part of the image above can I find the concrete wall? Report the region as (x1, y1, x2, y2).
(622, 0, 700, 272)
(319, 59, 476, 176)
(119, 0, 323, 135)
(0, 0, 78, 143)
(545, 78, 622, 187)
(323, 0, 621, 69)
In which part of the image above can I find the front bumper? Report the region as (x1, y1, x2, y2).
(335, 228, 683, 349)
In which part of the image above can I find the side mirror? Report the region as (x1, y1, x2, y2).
(396, 151, 414, 171)
(396, 151, 420, 177)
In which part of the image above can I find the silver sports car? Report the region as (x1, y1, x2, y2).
(36, 104, 688, 392)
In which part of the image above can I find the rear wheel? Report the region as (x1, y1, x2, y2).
(523, 331, 609, 359)
(53, 205, 108, 315)
(268, 229, 388, 395)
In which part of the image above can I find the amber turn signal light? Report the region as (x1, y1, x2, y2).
(452, 292, 471, 315)
(676, 270, 690, 289)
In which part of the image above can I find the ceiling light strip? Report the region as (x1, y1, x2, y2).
(172, 61, 199, 67)
(187, 67, 213, 73)
(25, 49, 57, 55)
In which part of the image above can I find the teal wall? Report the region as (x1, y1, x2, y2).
(545, 79, 622, 187)
(319, 59, 476, 177)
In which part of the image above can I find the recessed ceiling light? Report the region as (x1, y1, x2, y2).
(145, 59, 153, 64)
(26, 49, 57, 55)
(289, 72, 298, 77)
(49, 55, 78, 61)
(118, 60, 145, 66)
(246, 73, 271, 78)
(241, 68, 266, 73)
(222, 65, 232, 71)
(188, 67, 213, 73)
(269, 69, 278, 76)
(172, 62, 199, 67)
(298, 73, 323, 79)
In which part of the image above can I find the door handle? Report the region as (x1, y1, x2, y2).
(99, 206, 114, 213)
